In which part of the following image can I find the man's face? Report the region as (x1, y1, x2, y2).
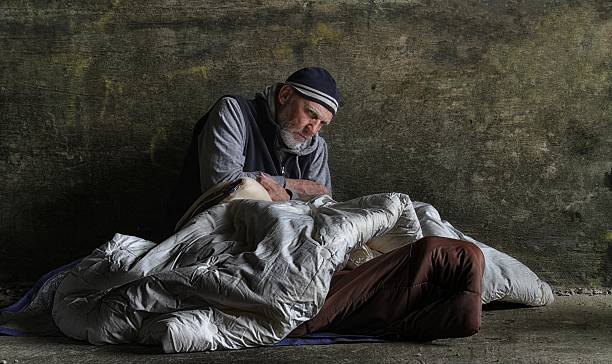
(276, 85, 333, 147)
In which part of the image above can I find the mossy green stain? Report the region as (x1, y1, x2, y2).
(272, 43, 293, 62)
(99, 79, 126, 122)
(166, 65, 209, 80)
(306, 23, 341, 46)
(94, 0, 122, 32)
(65, 57, 92, 128)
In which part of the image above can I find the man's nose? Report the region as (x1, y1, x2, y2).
(304, 120, 322, 135)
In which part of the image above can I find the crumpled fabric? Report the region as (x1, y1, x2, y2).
(411, 201, 554, 306)
(51, 193, 553, 353)
(53, 193, 414, 352)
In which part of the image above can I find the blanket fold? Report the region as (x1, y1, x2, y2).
(52, 193, 412, 352)
(2, 192, 553, 352)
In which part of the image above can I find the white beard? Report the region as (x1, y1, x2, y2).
(279, 128, 311, 152)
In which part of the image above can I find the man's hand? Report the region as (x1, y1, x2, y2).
(285, 178, 329, 200)
(257, 173, 290, 201)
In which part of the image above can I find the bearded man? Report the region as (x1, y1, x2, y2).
(165, 68, 484, 342)
(167, 67, 339, 227)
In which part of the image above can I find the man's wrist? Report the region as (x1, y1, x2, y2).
(285, 189, 298, 200)
(266, 174, 286, 188)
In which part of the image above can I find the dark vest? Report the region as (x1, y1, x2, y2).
(166, 95, 314, 229)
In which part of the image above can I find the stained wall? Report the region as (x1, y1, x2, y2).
(1, 0, 611, 286)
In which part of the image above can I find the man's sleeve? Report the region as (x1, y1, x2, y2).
(302, 137, 332, 197)
(197, 97, 286, 192)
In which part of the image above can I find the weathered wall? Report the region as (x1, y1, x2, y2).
(1, 0, 611, 286)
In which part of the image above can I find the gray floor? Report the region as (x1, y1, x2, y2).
(1, 295, 611, 363)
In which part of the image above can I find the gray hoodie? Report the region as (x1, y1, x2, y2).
(196, 85, 332, 198)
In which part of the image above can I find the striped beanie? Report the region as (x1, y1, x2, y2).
(286, 67, 340, 116)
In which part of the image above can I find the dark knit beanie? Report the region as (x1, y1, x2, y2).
(285, 67, 339, 116)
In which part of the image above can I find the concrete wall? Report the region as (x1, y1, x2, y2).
(1, 0, 611, 287)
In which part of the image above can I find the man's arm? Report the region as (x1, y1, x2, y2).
(197, 97, 287, 192)
(286, 137, 332, 200)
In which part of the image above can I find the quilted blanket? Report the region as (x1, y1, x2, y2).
(4, 192, 552, 352)
(52, 194, 413, 352)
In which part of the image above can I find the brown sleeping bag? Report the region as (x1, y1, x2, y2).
(176, 178, 484, 341)
(290, 236, 485, 341)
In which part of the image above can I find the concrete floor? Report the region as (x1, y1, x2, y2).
(1, 295, 611, 363)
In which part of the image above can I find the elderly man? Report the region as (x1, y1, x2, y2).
(167, 67, 484, 343)
(168, 67, 339, 226)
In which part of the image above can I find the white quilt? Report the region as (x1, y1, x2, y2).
(51, 193, 553, 353)
(411, 202, 553, 305)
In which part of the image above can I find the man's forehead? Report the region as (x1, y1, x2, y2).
(303, 98, 333, 120)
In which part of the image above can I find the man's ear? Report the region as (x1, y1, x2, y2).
(277, 84, 293, 105)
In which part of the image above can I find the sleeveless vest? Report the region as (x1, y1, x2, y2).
(166, 95, 315, 229)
